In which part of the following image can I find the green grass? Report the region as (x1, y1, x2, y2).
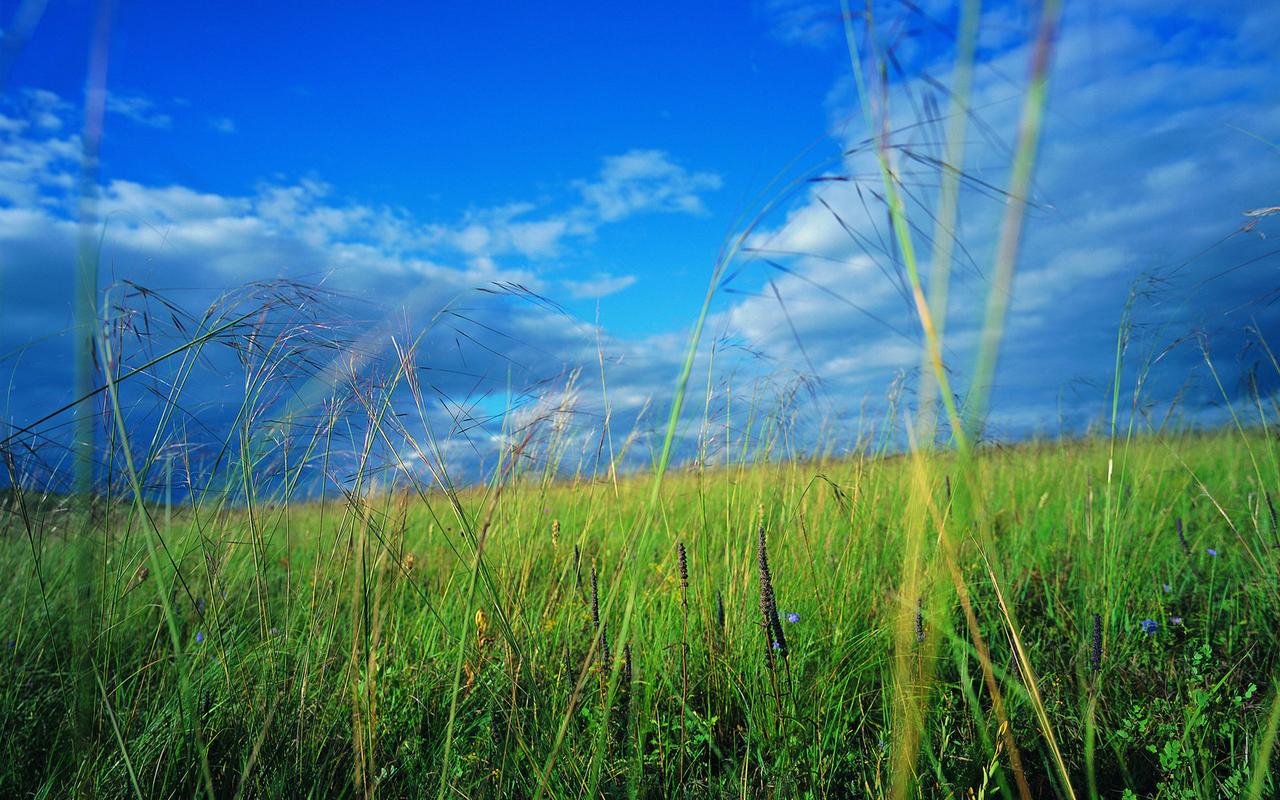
(5, 3, 1277, 797)
(2, 429, 1277, 798)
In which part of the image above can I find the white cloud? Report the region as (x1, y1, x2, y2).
(577, 149, 722, 222)
(210, 116, 237, 134)
(417, 150, 722, 260)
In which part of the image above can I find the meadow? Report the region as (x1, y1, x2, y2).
(3, 3, 1278, 798)
(2, 425, 1278, 798)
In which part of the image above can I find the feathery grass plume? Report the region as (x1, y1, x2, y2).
(677, 541, 689, 608)
(1090, 613, 1102, 672)
(914, 598, 925, 644)
(552, 518, 560, 549)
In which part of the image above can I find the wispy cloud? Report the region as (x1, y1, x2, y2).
(759, 0, 841, 48)
(104, 92, 172, 129)
(562, 272, 638, 299)
(209, 116, 237, 134)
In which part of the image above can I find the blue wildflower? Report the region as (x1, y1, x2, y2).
(1140, 619, 1158, 634)
(1170, 616, 1183, 626)
(1162, 583, 1172, 593)
(771, 640, 781, 650)
(785, 612, 800, 624)
(195, 631, 205, 644)
(1206, 548, 1218, 557)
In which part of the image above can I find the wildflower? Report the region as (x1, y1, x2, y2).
(785, 611, 800, 624)
(195, 631, 205, 644)
(771, 640, 781, 650)
(1140, 619, 1158, 634)
(1170, 616, 1183, 626)
(1090, 613, 1102, 672)
(1206, 548, 1218, 557)
(1162, 583, 1172, 593)
(914, 598, 925, 643)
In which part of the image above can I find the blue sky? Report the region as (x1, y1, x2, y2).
(1, 1, 1278, 487)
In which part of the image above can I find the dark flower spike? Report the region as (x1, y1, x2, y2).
(1090, 613, 1102, 672)
(914, 598, 925, 644)
(677, 541, 689, 608)
(1266, 492, 1279, 547)
(590, 565, 600, 629)
(562, 646, 574, 687)
(1176, 517, 1191, 557)
(757, 527, 788, 659)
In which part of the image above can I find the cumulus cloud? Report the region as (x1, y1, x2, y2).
(0, 90, 724, 485)
(3, 1, 1278, 489)
(718, 0, 1280, 439)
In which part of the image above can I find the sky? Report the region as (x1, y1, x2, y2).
(1, 1, 1278, 491)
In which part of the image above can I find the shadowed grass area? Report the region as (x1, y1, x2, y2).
(2, 429, 1276, 797)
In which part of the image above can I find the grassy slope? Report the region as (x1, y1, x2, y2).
(2, 429, 1278, 798)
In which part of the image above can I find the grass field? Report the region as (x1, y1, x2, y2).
(3, 3, 1278, 798)
(3, 426, 1278, 798)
